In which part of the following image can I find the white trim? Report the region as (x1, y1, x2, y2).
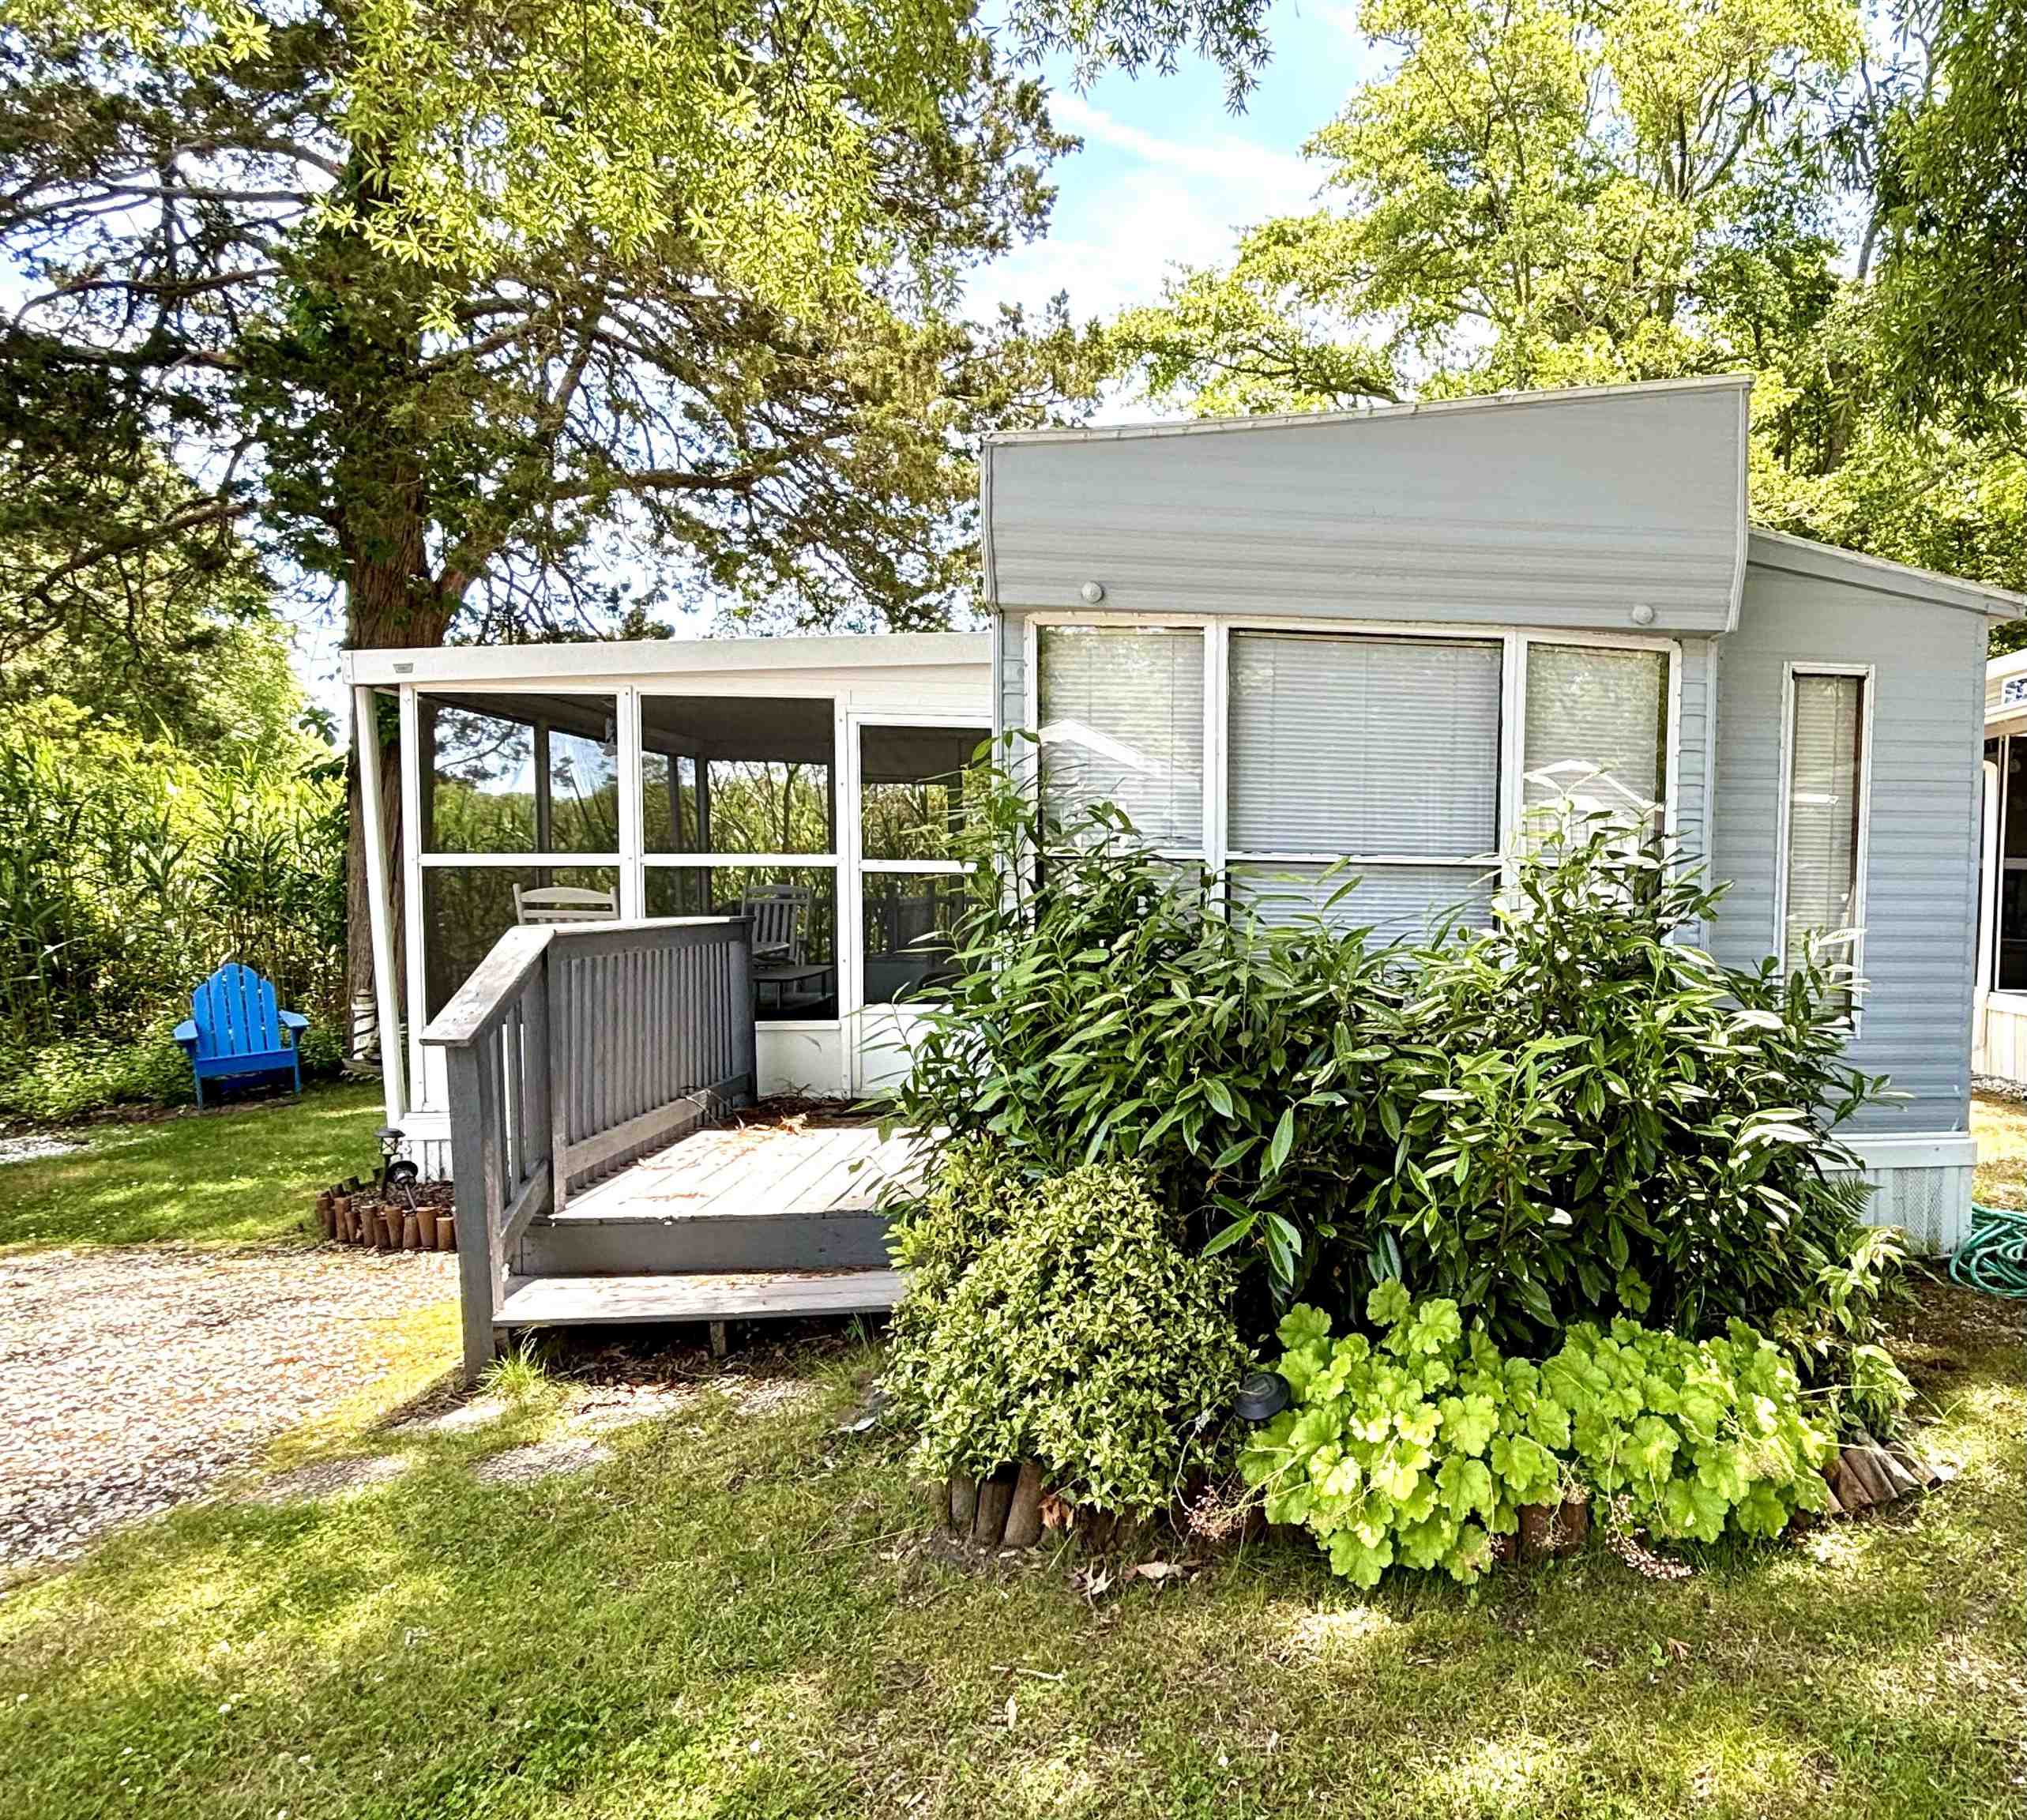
(1205, 620, 1229, 888)
(641, 852, 839, 870)
(617, 686, 644, 919)
(983, 373, 1755, 447)
(419, 852, 625, 868)
(1773, 662, 1875, 1027)
(1837, 1132, 1976, 1172)
(1498, 633, 1525, 893)
(843, 707, 995, 1092)
(343, 630, 990, 687)
(1224, 851, 1498, 869)
(352, 684, 408, 1127)
(1979, 754, 2002, 998)
(398, 684, 428, 1111)
(859, 858, 971, 876)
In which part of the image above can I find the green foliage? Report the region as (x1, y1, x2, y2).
(885, 1151, 1249, 1515)
(888, 775, 1901, 1388)
(0, 698, 345, 1109)
(1375, 828, 1894, 1356)
(1106, 0, 2027, 608)
(1870, 0, 2027, 433)
(0, 0, 1254, 671)
(1242, 1292, 1837, 1585)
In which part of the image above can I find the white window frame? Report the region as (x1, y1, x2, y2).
(843, 709, 987, 1017)
(1773, 660, 1874, 1025)
(402, 682, 637, 1101)
(635, 686, 846, 1034)
(1024, 615, 1682, 908)
(1024, 613, 1217, 867)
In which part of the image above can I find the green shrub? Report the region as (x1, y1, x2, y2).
(887, 772, 1902, 1387)
(0, 1017, 342, 1123)
(886, 785, 1405, 1335)
(886, 1156, 1249, 1516)
(0, 1025, 196, 1121)
(1372, 829, 1898, 1356)
(0, 698, 345, 1094)
(1240, 1290, 1837, 1586)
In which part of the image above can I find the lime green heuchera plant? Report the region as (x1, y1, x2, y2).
(1239, 1287, 1837, 1586)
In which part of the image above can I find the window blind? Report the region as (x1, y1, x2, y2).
(1227, 633, 1502, 855)
(1784, 671, 1866, 965)
(1521, 644, 1668, 833)
(1230, 862, 1498, 938)
(1037, 626, 1205, 848)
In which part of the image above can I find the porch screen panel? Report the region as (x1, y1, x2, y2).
(1226, 633, 1502, 854)
(1783, 671, 1867, 968)
(1037, 626, 1204, 848)
(1521, 645, 1668, 835)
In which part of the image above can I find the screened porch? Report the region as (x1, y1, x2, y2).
(344, 634, 991, 1171)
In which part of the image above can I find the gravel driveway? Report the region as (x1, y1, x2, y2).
(0, 1245, 455, 1575)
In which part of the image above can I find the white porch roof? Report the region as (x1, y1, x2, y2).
(344, 630, 988, 689)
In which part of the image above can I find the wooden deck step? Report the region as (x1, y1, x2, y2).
(496, 1267, 904, 1328)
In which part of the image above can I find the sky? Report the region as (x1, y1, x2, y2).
(969, 3, 1381, 339)
(291, 2, 1381, 716)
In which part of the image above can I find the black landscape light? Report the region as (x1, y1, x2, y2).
(377, 1125, 419, 1199)
(1235, 1370, 1292, 1424)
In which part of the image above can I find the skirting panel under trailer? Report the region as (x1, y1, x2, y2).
(1835, 1134, 1977, 1257)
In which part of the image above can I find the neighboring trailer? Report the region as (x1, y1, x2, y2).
(983, 376, 2025, 1253)
(1974, 649, 2027, 1086)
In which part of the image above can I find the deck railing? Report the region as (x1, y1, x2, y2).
(423, 916, 757, 1378)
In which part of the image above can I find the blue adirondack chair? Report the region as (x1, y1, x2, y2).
(174, 962, 309, 1106)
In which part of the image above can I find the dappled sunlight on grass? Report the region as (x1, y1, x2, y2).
(2, 1289, 2020, 1819)
(0, 1081, 385, 1247)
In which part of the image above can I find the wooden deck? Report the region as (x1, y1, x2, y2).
(562, 1121, 920, 1223)
(499, 1119, 921, 1338)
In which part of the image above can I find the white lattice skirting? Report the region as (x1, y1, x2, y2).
(1834, 1134, 1976, 1255)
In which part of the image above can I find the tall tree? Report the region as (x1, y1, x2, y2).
(1115, 0, 1859, 408)
(1866, 0, 2027, 434)
(1107, 0, 2027, 623)
(0, 0, 1270, 1008)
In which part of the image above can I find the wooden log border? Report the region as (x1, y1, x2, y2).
(311, 1177, 457, 1254)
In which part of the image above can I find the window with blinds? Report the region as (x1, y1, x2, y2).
(1036, 626, 1205, 849)
(1782, 669, 1869, 987)
(1227, 631, 1502, 931)
(1521, 643, 1669, 840)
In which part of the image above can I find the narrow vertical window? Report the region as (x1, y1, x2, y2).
(1781, 668, 1870, 998)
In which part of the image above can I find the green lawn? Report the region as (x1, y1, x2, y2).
(0, 1081, 386, 1248)
(1, 1280, 2018, 1820)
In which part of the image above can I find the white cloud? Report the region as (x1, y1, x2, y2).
(965, 94, 1323, 329)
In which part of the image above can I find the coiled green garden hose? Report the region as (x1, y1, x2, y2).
(1950, 1203, 2027, 1299)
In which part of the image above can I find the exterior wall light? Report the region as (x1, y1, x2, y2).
(1080, 580, 1106, 604)
(1630, 601, 1657, 626)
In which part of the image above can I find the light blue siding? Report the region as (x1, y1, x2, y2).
(984, 380, 1749, 634)
(1709, 552, 1986, 1134)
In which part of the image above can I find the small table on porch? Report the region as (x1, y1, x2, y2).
(754, 961, 835, 1014)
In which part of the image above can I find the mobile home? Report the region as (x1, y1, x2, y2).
(347, 375, 2020, 1372)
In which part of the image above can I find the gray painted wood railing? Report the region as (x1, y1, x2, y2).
(423, 916, 757, 1379)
